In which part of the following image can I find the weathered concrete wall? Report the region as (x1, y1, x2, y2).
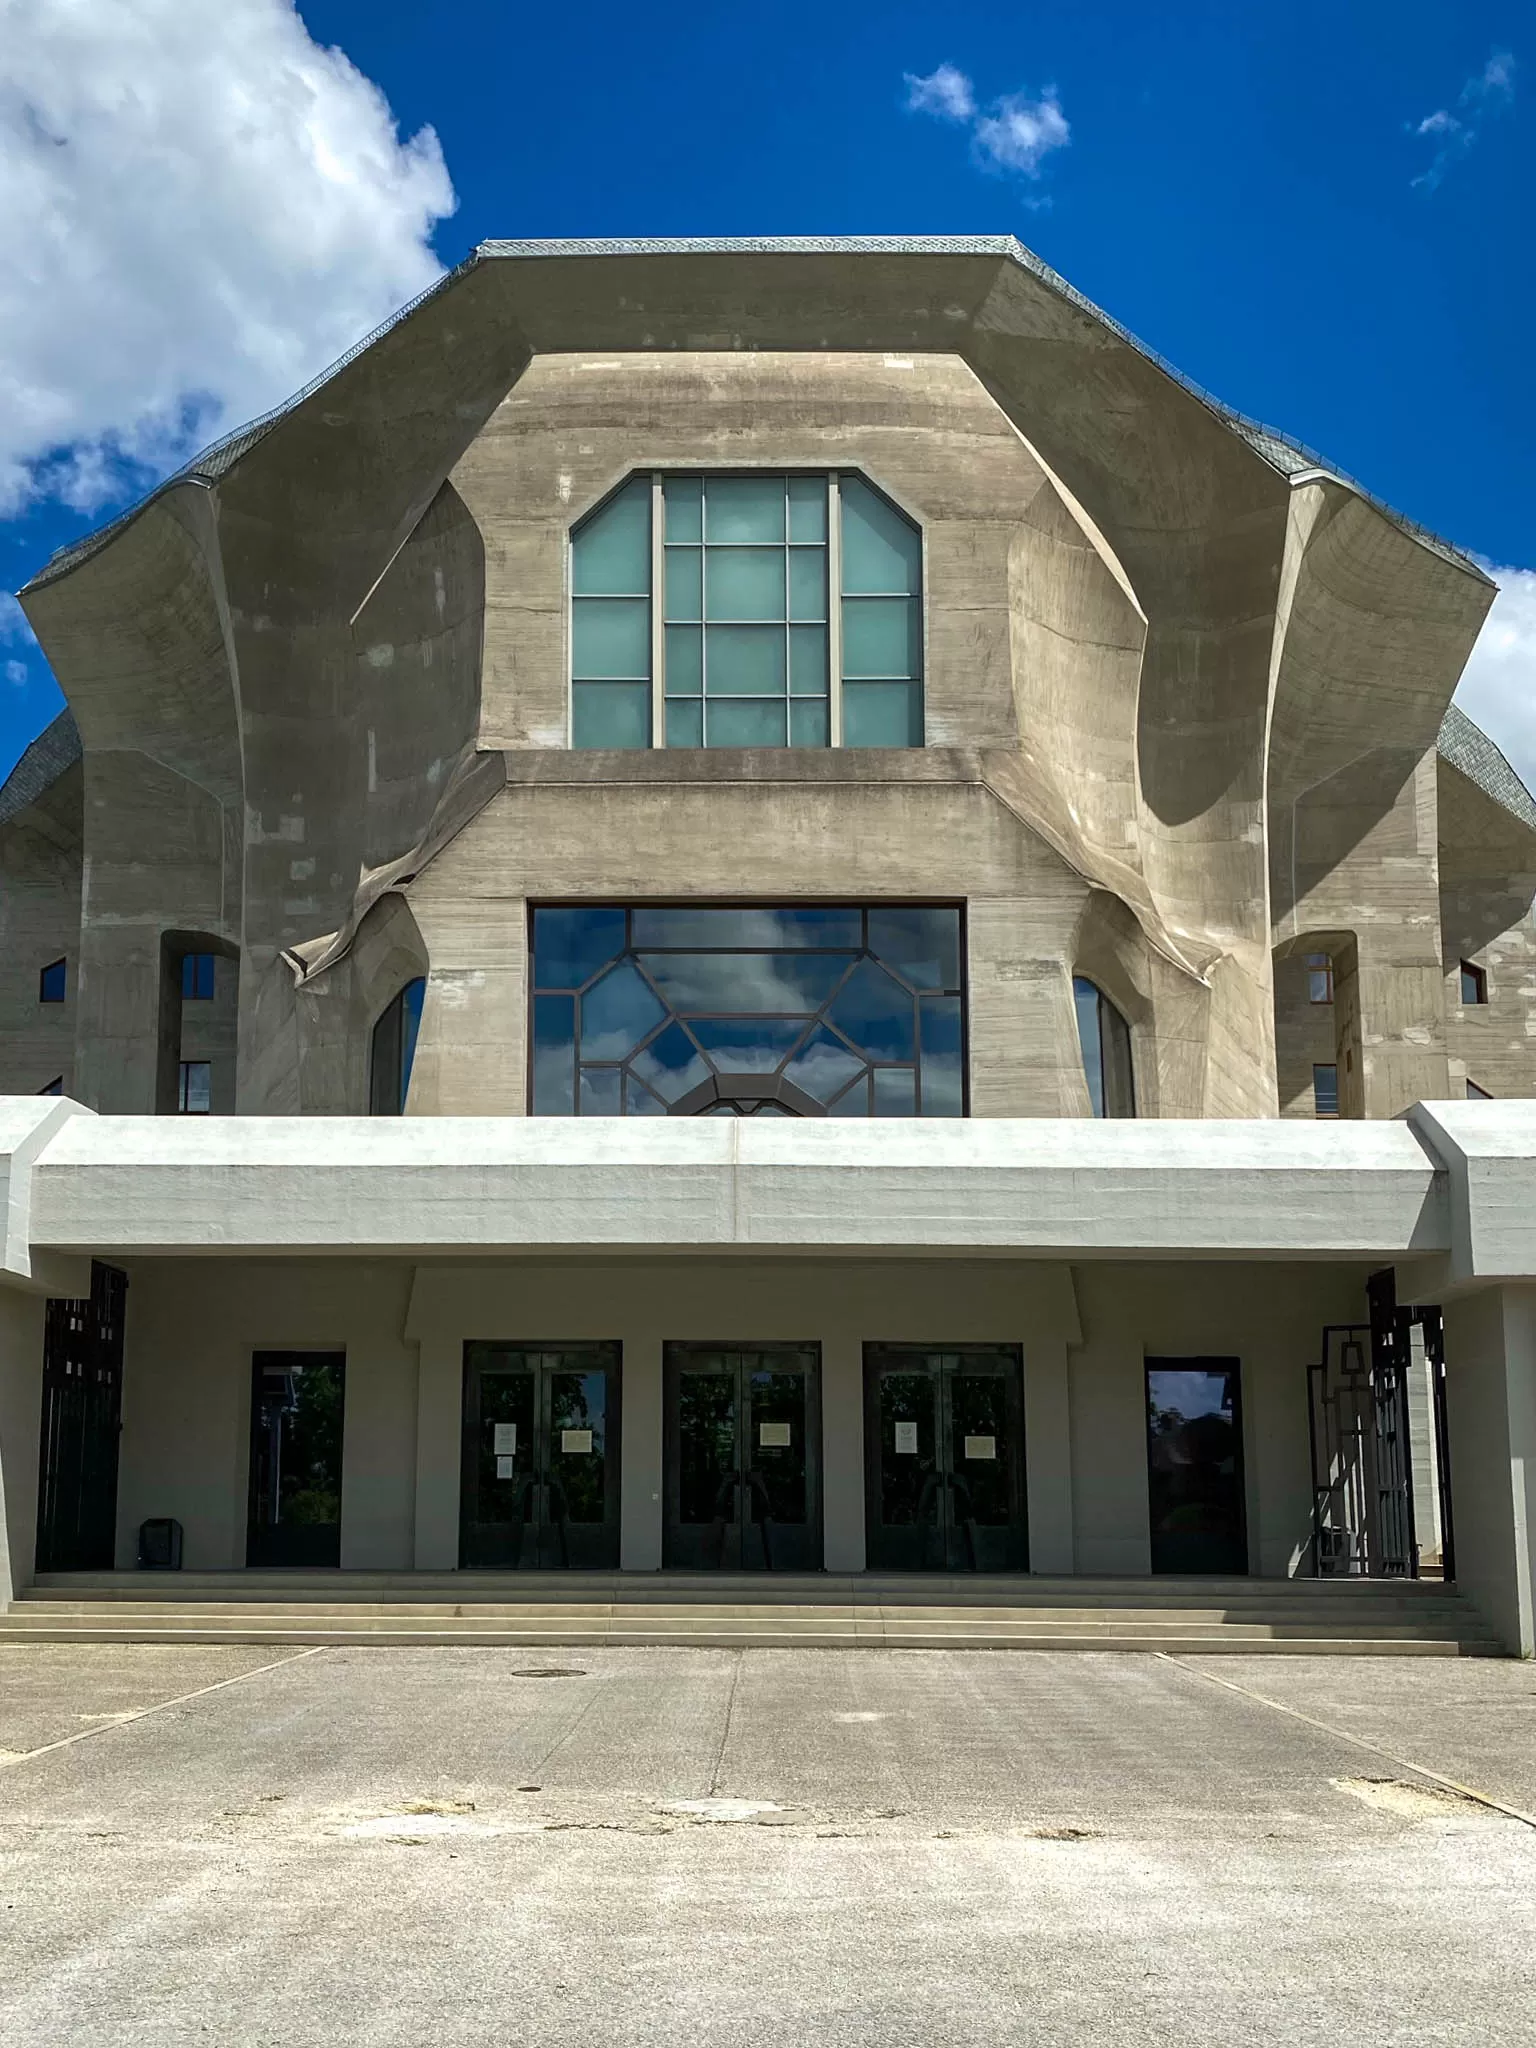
(1437, 762, 1536, 1103)
(0, 764, 82, 1098)
(1442, 1283, 1536, 1656)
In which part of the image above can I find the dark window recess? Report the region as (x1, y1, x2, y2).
(1313, 1063, 1339, 1117)
(530, 904, 964, 1117)
(247, 1351, 345, 1567)
(38, 1078, 63, 1096)
(1146, 1359, 1247, 1574)
(1072, 976, 1136, 1117)
(1459, 960, 1488, 1006)
(177, 1061, 211, 1114)
(181, 953, 216, 1001)
(38, 958, 66, 1003)
(1466, 1078, 1492, 1100)
(370, 977, 425, 1114)
(1306, 952, 1333, 1004)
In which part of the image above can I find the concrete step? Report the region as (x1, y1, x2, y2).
(0, 1620, 1498, 1654)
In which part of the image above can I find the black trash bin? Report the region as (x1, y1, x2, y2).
(137, 1519, 183, 1570)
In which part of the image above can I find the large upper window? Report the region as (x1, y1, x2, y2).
(1073, 976, 1136, 1118)
(370, 978, 425, 1115)
(570, 473, 923, 752)
(531, 905, 963, 1117)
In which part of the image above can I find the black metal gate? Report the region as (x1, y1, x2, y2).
(35, 1262, 127, 1573)
(1306, 1270, 1454, 1581)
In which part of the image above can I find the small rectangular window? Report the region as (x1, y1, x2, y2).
(1306, 952, 1333, 1004)
(1313, 1063, 1339, 1117)
(181, 953, 215, 1000)
(1459, 960, 1488, 1005)
(178, 1060, 212, 1114)
(38, 958, 66, 1003)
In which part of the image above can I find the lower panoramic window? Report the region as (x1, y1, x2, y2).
(530, 904, 965, 1116)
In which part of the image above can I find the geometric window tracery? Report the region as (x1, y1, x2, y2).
(531, 904, 964, 1116)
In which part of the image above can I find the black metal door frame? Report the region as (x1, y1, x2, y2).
(460, 1343, 622, 1570)
(663, 1344, 822, 1571)
(863, 1345, 1028, 1573)
(35, 1262, 127, 1574)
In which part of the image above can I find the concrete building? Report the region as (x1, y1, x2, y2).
(1, 238, 1533, 1652)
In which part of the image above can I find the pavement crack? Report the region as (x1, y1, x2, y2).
(1157, 1654, 1536, 1831)
(709, 1651, 744, 1797)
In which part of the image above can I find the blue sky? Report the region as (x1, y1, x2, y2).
(3, 0, 1533, 783)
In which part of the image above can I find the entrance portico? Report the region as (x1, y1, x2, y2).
(1, 1100, 1534, 1654)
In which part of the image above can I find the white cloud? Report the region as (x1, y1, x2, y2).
(904, 63, 1070, 185)
(0, 0, 456, 516)
(4, 661, 26, 687)
(1453, 565, 1536, 795)
(973, 93, 1071, 177)
(1411, 48, 1516, 189)
(904, 65, 975, 123)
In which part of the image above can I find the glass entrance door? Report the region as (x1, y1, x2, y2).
(1145, 1358, 1247, 1574)
(663, 1345, 821, 1570)
(863, 1346, 1027, 1572)
(247, 1351, 345, 1568)
(460, 1344, 621, 1570)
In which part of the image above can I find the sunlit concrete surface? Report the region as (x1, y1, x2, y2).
(1, 1644, 1533, 2045)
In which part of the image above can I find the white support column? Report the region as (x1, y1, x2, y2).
(619, 1334, 663, 1571)
(0, 1285, 46, 1605)
(1442, 1283, 1536, 1657)
(820, 1334, 865, 1573)
(1025, 1336, 1075, 1573)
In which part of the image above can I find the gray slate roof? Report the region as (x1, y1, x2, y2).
(1437, 703, 1536, 831)
(22, 236, 1487, 593)
(0, 708, 81, 826)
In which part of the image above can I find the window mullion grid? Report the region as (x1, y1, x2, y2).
(827, 473, 843, 748)
(650, 472, 665, 749)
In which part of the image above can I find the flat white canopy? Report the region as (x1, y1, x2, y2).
(6, 1098, 1524, 1279)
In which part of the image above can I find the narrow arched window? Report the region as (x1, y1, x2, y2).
(370, 978, 425, 1115)
(1072, 976, 1136, 1118)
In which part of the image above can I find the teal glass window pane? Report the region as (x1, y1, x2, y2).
(842, 596, 919, 679)
(572, 596, 650, 679)
(705, 625, 786, 695)
(666, 698, 703, 748)
(789, 625, 827, 694)
(572, 682, 651, 749)
(867, 908, 961, 990)
(664, 624, 703, 695)
(789, 699, 829, 747)
(572, 478, 651, 595)
(664, 546, 702, 622)
(664, 475, 702, 542)
(843, 681, 921, 748)
(788, 549, 826, 622)
(706, 546, 785, 621)
(873, 1067, 917, 1117)
(841, 475, 921, 595)
(705, 475, 785, 543)
(787, 475, 827, 542)
(707, 699, 788, 747)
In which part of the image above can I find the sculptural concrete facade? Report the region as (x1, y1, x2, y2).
(1, 240, 1533, 1651)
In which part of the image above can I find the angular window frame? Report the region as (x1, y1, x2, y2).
(528, 901, 967, 1118)
(1313, 1062, 1340, 1118)
(569, 470, 925, 753)
(1072, 976, 1136, 1118)
(370, 977, 426, 1116)
(177, 1060, 211, 1114)
(1305, 952, 1333, 1005)
(181, 953, 216, 1001)
(1459, 959, 1488, 1006)
(38, 957, 67, 1004)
